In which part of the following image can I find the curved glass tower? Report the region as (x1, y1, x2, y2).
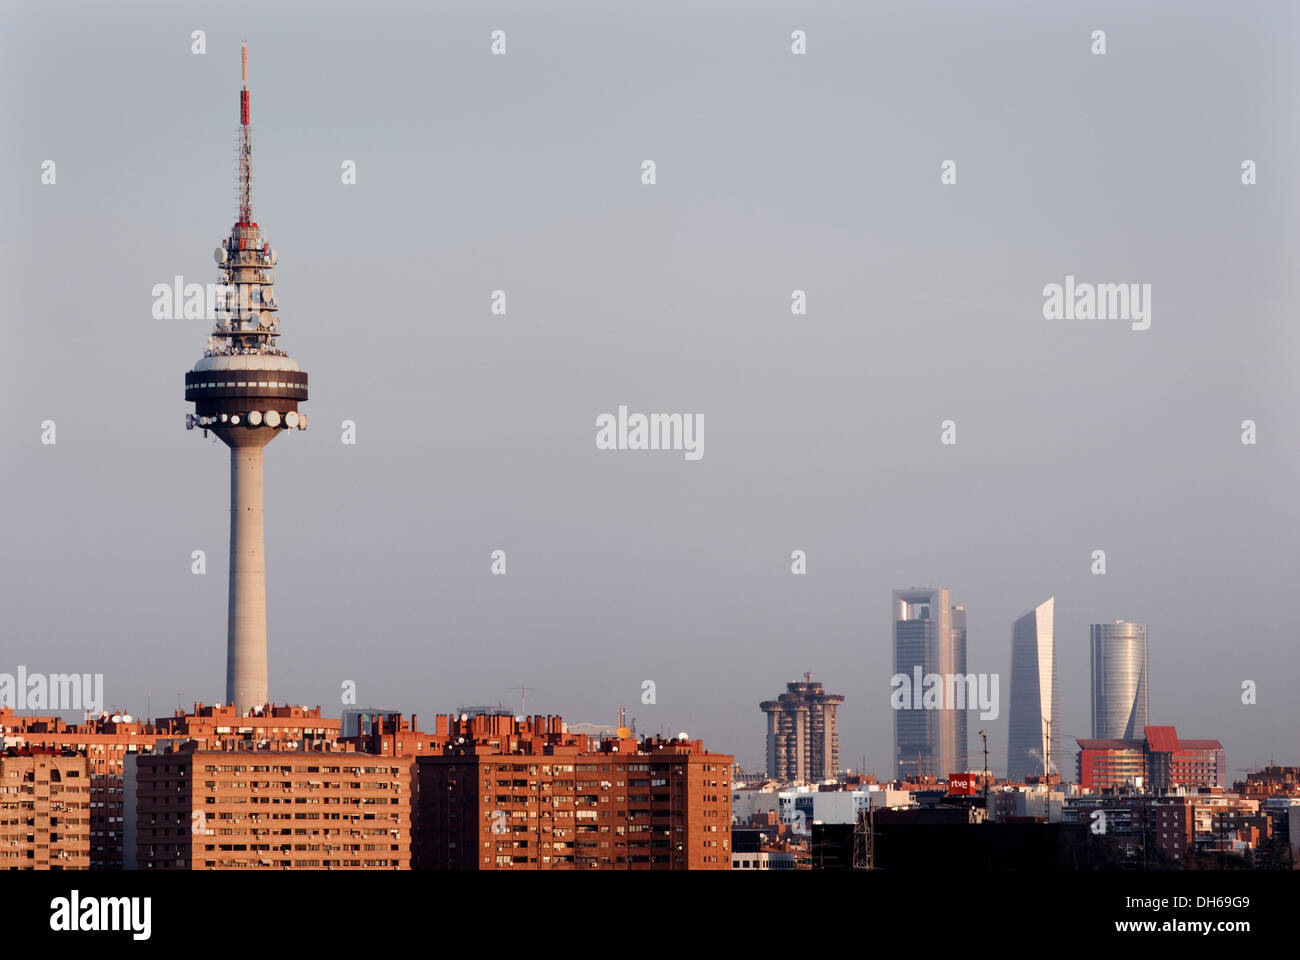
(1090, 621, 1148, 739)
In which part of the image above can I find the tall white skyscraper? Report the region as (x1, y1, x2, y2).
(1006, 598, 1059, 782)
(1091, 621, 1149, 739)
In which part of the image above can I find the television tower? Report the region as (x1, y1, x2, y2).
(185, 44, 308, 715)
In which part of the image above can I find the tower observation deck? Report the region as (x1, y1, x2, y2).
(184, 45, 307, 715)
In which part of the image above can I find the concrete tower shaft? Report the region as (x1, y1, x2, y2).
(226, 441, 270, 711)
(185, 45, 308, 716)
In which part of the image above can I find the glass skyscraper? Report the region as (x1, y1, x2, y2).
(892, 587, 967, 778)
(1090, 620, 1148, 739)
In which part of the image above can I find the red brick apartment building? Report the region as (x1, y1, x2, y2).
(414, 714, 733, 870)
(0, 748, 91, 869)
(1, 702, 341, 868)
(1151, 797, 1196, 862)
(1063, 795, 1197, 863)
(130, 739, 410, 870)
(5, 706, 735, 870)
(1235, 765, 1300, 798)
(2, 708, 154, 868)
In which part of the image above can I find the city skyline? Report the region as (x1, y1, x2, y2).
(4, 0, 1298, 782)
(0, 595, 1217, 784)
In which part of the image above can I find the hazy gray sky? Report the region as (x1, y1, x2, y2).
(3, 0, 1298, 776)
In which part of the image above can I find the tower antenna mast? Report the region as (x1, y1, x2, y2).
(238, 42, 253, 224)
(507, 685, 540, 717)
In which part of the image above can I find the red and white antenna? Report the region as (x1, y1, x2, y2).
(238, 42, 253, 225)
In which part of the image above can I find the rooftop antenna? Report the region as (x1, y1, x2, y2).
(507, 684, 540, 717)
(978, 729, 989, 803)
